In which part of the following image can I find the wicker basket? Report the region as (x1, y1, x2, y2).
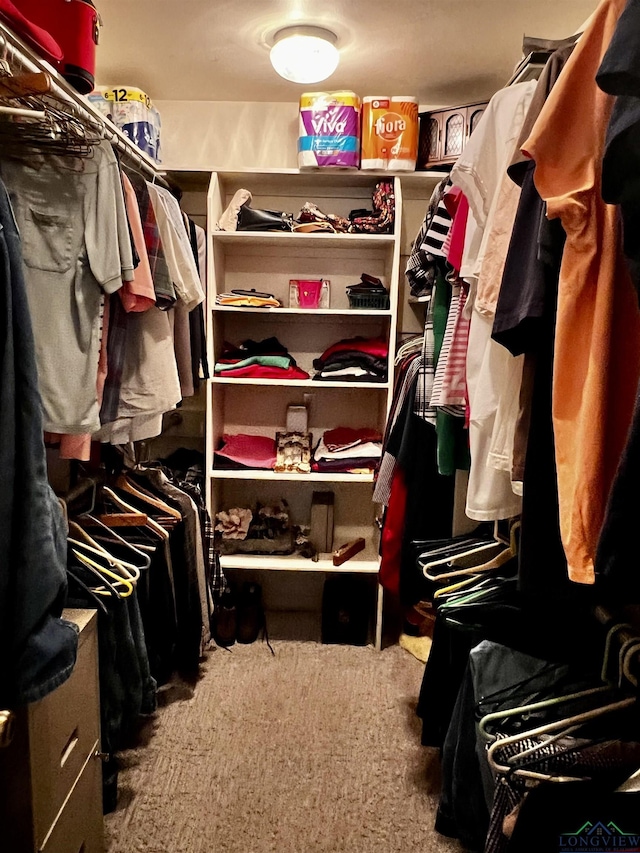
(347, 291, 390, 310)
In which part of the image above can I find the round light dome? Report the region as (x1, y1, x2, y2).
(270, 26, 339, 84)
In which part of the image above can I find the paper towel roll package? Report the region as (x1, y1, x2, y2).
(388, 96, 419, 171)
(361, 95, 418, 171)
(298, 91, 361, 169)
(89, 87, 162, 163)
(361, 96, 390, 170)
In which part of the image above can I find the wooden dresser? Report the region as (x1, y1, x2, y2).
(0, 609, 103, 853)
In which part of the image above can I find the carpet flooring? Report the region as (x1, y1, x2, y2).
(105, 641, 462, 853)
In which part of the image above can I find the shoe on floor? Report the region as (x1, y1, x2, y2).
(236, 582, 264, 645)
(211, 588, 237, 647)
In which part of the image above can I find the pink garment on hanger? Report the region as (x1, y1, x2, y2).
(447, 193, 469, 272)
(120, 173, 156, 313)
(439, 284, 471, 408)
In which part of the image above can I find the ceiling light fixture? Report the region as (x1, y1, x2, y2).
(270, 25, 339, 84)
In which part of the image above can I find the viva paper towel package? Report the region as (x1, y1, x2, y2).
(361, 96, 419, 170)
(298, 91, 360, 169)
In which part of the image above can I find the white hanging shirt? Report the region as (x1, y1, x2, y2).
(449, 83, 537, 522)
(451, 82, 537, 285)
(147, 183, 205, 311)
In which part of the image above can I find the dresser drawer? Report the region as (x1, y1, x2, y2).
(29, 611, 100, 848)
(40, 747, 103, 853)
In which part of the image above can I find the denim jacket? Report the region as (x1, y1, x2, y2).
(0, 178, 77, 709)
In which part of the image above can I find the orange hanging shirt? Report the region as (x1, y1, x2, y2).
(523, 0, 640, 584)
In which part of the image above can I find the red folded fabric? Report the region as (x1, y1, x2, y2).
(1, 0, 64, 65)
(215, 364, 310, 380)
(317, 336, 389, 363)
(323, 426, 383, 452)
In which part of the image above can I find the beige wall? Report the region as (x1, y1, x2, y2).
(156, 100, 299, 171)
(156, 99, 441, 172)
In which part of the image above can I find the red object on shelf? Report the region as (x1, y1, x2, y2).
(15, 0, 100, 94)
(0, 0, 63, 67)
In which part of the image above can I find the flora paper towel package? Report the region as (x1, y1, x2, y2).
(361, 96, 418, 171)
(298, 91, 361, 169)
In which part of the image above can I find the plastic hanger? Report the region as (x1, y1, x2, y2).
(66, 569, 110, 615)
(71, 548, 135, 597)
(422, 521, 520, 582)
(477, 619, 633, 745)
(433, 574, 481, 599)
(419, 539, 499, 572)
(480, 622, 640, 776)
(68, 551, 127, 599)
(438, 575, 511, 610)
(486, 696, 636, 781)
(68, 534, 141, 583)
(70, 517, 152, 569)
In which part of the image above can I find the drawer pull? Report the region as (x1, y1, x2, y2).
(60, 728, 79, 767)
(93, 749, 110, 762)
(0, 710, 15, 748)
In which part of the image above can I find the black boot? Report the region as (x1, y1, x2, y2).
(211, 587, 237, 648)
(236, 582, 264, 644)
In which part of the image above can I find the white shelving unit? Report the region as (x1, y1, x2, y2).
(167, 168, 415, 649)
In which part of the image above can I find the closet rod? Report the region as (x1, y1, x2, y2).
(0, 20, 165, 184)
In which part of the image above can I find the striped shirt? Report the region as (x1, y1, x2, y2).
(421, 194, 453, 257)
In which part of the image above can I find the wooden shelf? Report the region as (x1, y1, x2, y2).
(212, 231, 396, 249)
(165, 169, 445, 203)
(220, 551, 380, 574)
(211, 376, 390, 389)
(213, 305, 392, 317)
(210, 469, 375, 483)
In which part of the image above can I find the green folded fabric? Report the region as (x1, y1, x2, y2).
(215, 355, 292, 372)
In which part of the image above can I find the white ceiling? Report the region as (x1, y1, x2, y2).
(96, 0, 599, 104)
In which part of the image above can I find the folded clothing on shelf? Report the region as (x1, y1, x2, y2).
(214, 433, 277, 470)
(215, 355, 292, 372)
(323, 426, 383, 452)
(311, 459, 380, 473)
(349, 181, 395, 234)
(217, 364, 310, 380)
(215, 337, 310, 380)
(312, 427, 383, 473)
(313, 336, 389, 382)
(216, 289, 281, 308)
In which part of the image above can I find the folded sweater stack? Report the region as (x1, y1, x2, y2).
(313, 336, 388, 382)
(312, 426, 383, 473)
(215, 290, 280, 308)
(215, 337, 309, 380)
